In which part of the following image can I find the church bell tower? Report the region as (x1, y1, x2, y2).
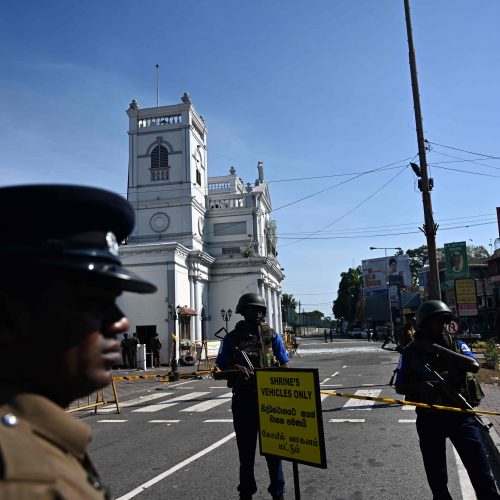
(126, 93, 208, 250)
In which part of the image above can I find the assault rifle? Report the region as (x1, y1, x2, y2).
(212, 345, 255, 380)
(384, 336, 492, 432)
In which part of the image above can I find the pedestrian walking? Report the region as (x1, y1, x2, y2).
(324, 329, 328, 343)
(395, 300, 499, 499)
(329, 328, 334, 342)
(0, 184, 156, 498)
(215, 293, 288, 500)
(121, 333, 131, 368)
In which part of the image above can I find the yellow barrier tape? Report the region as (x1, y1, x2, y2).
(113, 374, 169, 382)
(320, 390, 500, 416)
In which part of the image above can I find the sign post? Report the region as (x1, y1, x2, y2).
(256, 368, 327, 499)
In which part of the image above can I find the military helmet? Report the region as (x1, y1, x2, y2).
(415, 300, 452, 328)
(235, 293, 267, 315)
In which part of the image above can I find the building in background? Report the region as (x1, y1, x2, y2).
(119, 94, 284, 365)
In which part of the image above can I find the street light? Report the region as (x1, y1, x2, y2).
(369, 247, 403, 334)
(221, 308, 232, 332)
(168, 304, 181, 381)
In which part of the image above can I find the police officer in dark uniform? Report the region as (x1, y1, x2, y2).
(395, 300, 500, 499)
(215, 293, 288, 500)
(0, 184, 157, 498)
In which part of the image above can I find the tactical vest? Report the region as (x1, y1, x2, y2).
(226, 320, 277, 390)
(403, 332, 484, 409)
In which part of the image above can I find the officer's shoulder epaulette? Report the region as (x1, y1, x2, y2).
(0, 408, 56, 483)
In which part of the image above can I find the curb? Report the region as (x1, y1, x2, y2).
(480, 417, 500, 483)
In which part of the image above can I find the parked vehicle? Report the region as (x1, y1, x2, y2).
(349, 327, 367, 339)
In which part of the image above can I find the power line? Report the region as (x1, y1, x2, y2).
(273, 156, 415, 213)
(280, 167, 408, 247)
(426, 140, 500, 161)
(278, 214, 496, 235)
(429, 149, 500, 172)
(429, 164, 500, 178)
(277, 220, 496, 240)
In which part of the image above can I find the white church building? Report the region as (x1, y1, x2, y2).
(119, 93, 284, 365)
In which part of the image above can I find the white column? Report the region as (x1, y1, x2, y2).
(189, 277, 195, 343)
(194, 280, 202, 342)
(266, 284, 273, 327)
(272, 288, 278, 331)
(276, 291, 283, 332)
(258, 279, 264, 297)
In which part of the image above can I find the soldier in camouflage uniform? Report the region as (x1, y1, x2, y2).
(215, 293, 288, 500)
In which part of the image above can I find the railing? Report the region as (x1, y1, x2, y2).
(138, 114, 182, 128)
(209, 196, 245, 210)
(208, 182, 231, 191)
(150, 167, 169, 181)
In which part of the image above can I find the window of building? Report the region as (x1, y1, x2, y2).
(222, 247, 241, 255)
(151, 145, 168, 170)
(196, 169, 202, 186)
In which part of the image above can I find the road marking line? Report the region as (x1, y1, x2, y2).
(98, 392, 173, 412)
(216, 392, 233, 398)
(320, 378, 331, 385)
(320, 384, 343, 388)
(344, 389, 382, 410)
(132, 403, 177, 413)
(181, 398, 230, 412)
(401, 396, 416, 411)
(331, 371, 339, 377)
(116, 433, 236, 499)
(401, 405, 416, 411)
(398, 419, 416, 423)
(167, 391, 210, 402)
(98, 420, 128, 423)
(320, 393, 329, 402)
(204, 419, 233, 423)
(342, 365, 347, 368)
(361, 383, 376, 386)
(329, 419, 365, 423)
(210, 386, 229, 389)
(453, 446, 476, 499)
(149, 420, 180, 423)
(381, 361, 397, 365)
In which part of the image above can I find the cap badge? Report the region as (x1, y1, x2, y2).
(106, 232, 119, 257)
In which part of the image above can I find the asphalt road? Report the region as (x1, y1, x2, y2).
(80, 338, 475, 500)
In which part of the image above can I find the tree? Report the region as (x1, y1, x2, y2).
(281, 293, 298, 326)
(405, 245, 429, 287)
(281, 293, 297, 312)
(467, 245, 490, 263)
(332, 267, 363, 324)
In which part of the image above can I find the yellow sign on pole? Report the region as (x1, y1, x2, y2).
(256, 368, 327, 468)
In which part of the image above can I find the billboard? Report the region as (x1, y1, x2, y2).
(444, 241, 469, 279)
(362, 255, 411, 294)
(455, 278, 478, 317)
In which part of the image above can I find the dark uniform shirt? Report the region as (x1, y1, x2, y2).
(0, 389, 108, 499)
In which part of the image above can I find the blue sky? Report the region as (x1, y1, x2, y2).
(2, 1, 499, 316)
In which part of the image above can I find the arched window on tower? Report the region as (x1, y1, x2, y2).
(150, 144, 169, 181)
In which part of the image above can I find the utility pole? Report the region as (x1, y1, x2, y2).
(404, 0, 441, 301)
